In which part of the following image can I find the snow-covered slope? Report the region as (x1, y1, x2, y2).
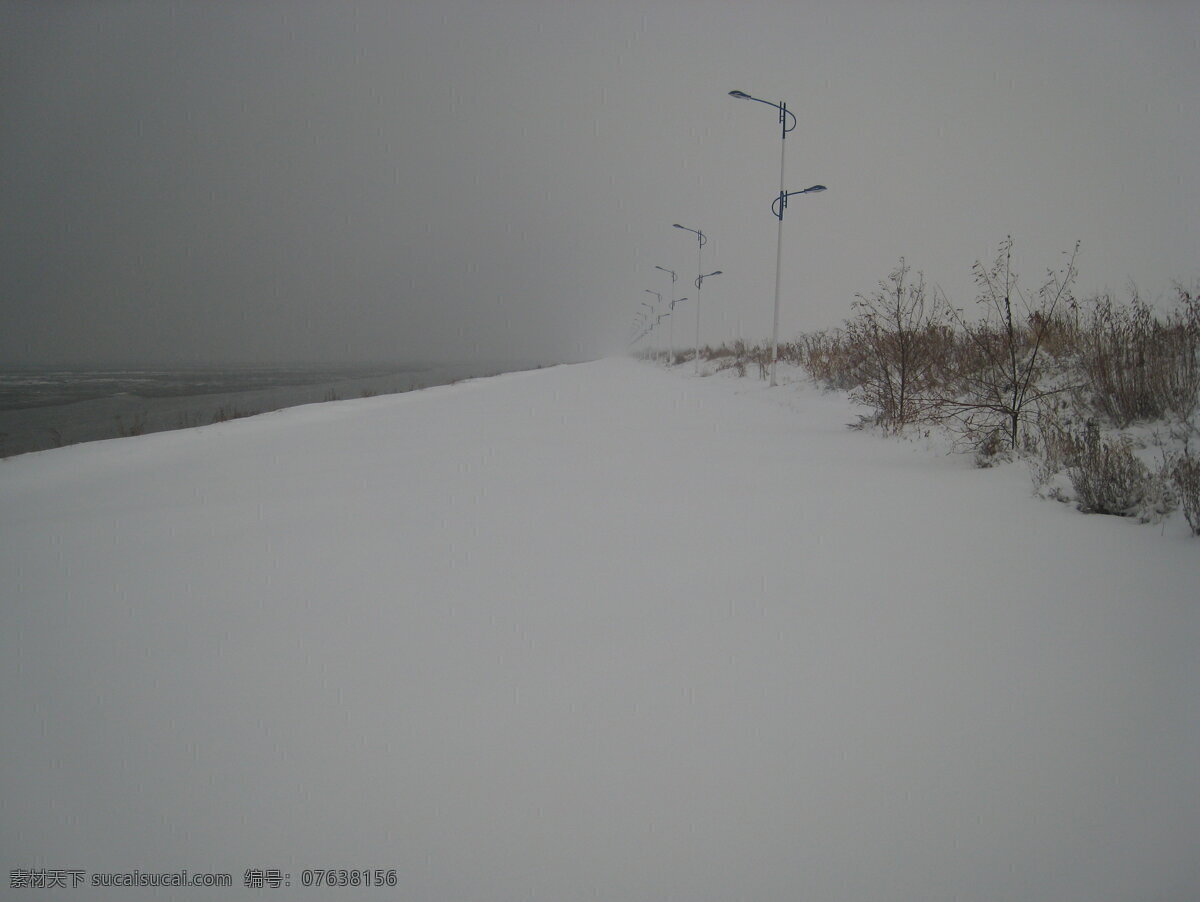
(2, 358, 1197, 901)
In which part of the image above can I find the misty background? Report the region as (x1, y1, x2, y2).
(2, 0, 1197, 367)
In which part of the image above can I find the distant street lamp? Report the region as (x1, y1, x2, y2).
(729, 89, 827, 386)
(634, 302, 654, 355)
(666, 296, 689, 365)
(694, 272, 723, 370)
(640, 301, 655, 356)
(772, 184, 827, 219)
(673, 223, 710, 374)
(644, 289, 663, 362)
(654, 265, 678, 365)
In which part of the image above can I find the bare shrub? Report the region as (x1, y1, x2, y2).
(1027, 407, 1080, 498)
(1169, 450, 1200, 536)
(973, 428, 1010, 468)
(703, 344, 735, 360)
(1077, 284, 1200, 427)
(1037, 407, 1080, 471)
(747, 344, 772, 380)
(929, 237, 1079, 452)
(845, 259, 951, 432)
(729, 339, 754, 378)
(1067, 422, 1150, 516)
(775, 340, 806, 366)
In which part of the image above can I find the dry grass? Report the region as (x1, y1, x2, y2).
(793, 248, 1196, 471)
(1076, 286, 1200, 427)
(655, 242, 1198, 533)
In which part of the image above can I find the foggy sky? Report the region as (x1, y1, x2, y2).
(2, 0, 1197, 366)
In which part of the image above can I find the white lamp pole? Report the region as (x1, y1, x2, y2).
(673, 223, 709, 374)
(639, 301, 654, 357)
(667, 295, 688, 366)
(644, 290, 662, 362)
(696, 269, 724, 368)
(729, 90, 827, 386)
(654, 265, 678, 365)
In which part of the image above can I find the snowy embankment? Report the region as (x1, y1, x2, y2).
(2, 357, 1197, 901)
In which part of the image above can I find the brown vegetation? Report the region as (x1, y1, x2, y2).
(658, 238, 1199, 530)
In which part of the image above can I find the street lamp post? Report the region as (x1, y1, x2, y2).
(729, 89, 827, 386)
(673, 223, 709, 373)
(654, 265, 678, 365)
(695, 271, 723, 372)
(644, 290, 663, 362)
(668, 296, 688, 366)
(638, 300, 654, 358)
(771, 184, 827, 219)
(729, 90, 793, 386)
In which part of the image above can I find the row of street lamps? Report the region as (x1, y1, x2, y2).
(631, 88, 827, 387)
(673, 223, 722, 375)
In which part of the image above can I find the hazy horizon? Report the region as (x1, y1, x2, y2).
(3, 0, 1197, 367)
(0, 355, 575, 372)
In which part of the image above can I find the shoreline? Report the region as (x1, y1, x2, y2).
(0, 361, 543, 458)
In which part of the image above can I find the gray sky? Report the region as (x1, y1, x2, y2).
(2, 0, 1197, 366)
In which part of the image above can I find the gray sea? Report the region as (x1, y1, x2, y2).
(0, 361, 542, 457)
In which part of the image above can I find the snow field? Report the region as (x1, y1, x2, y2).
(1, 358, 1197, 901)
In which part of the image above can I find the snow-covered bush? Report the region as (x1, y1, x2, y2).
(1169, 450, 1200, 536)
(1067, 422, 1151, 517)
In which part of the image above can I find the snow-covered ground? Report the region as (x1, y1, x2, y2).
(2, 357, 1197, 901)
